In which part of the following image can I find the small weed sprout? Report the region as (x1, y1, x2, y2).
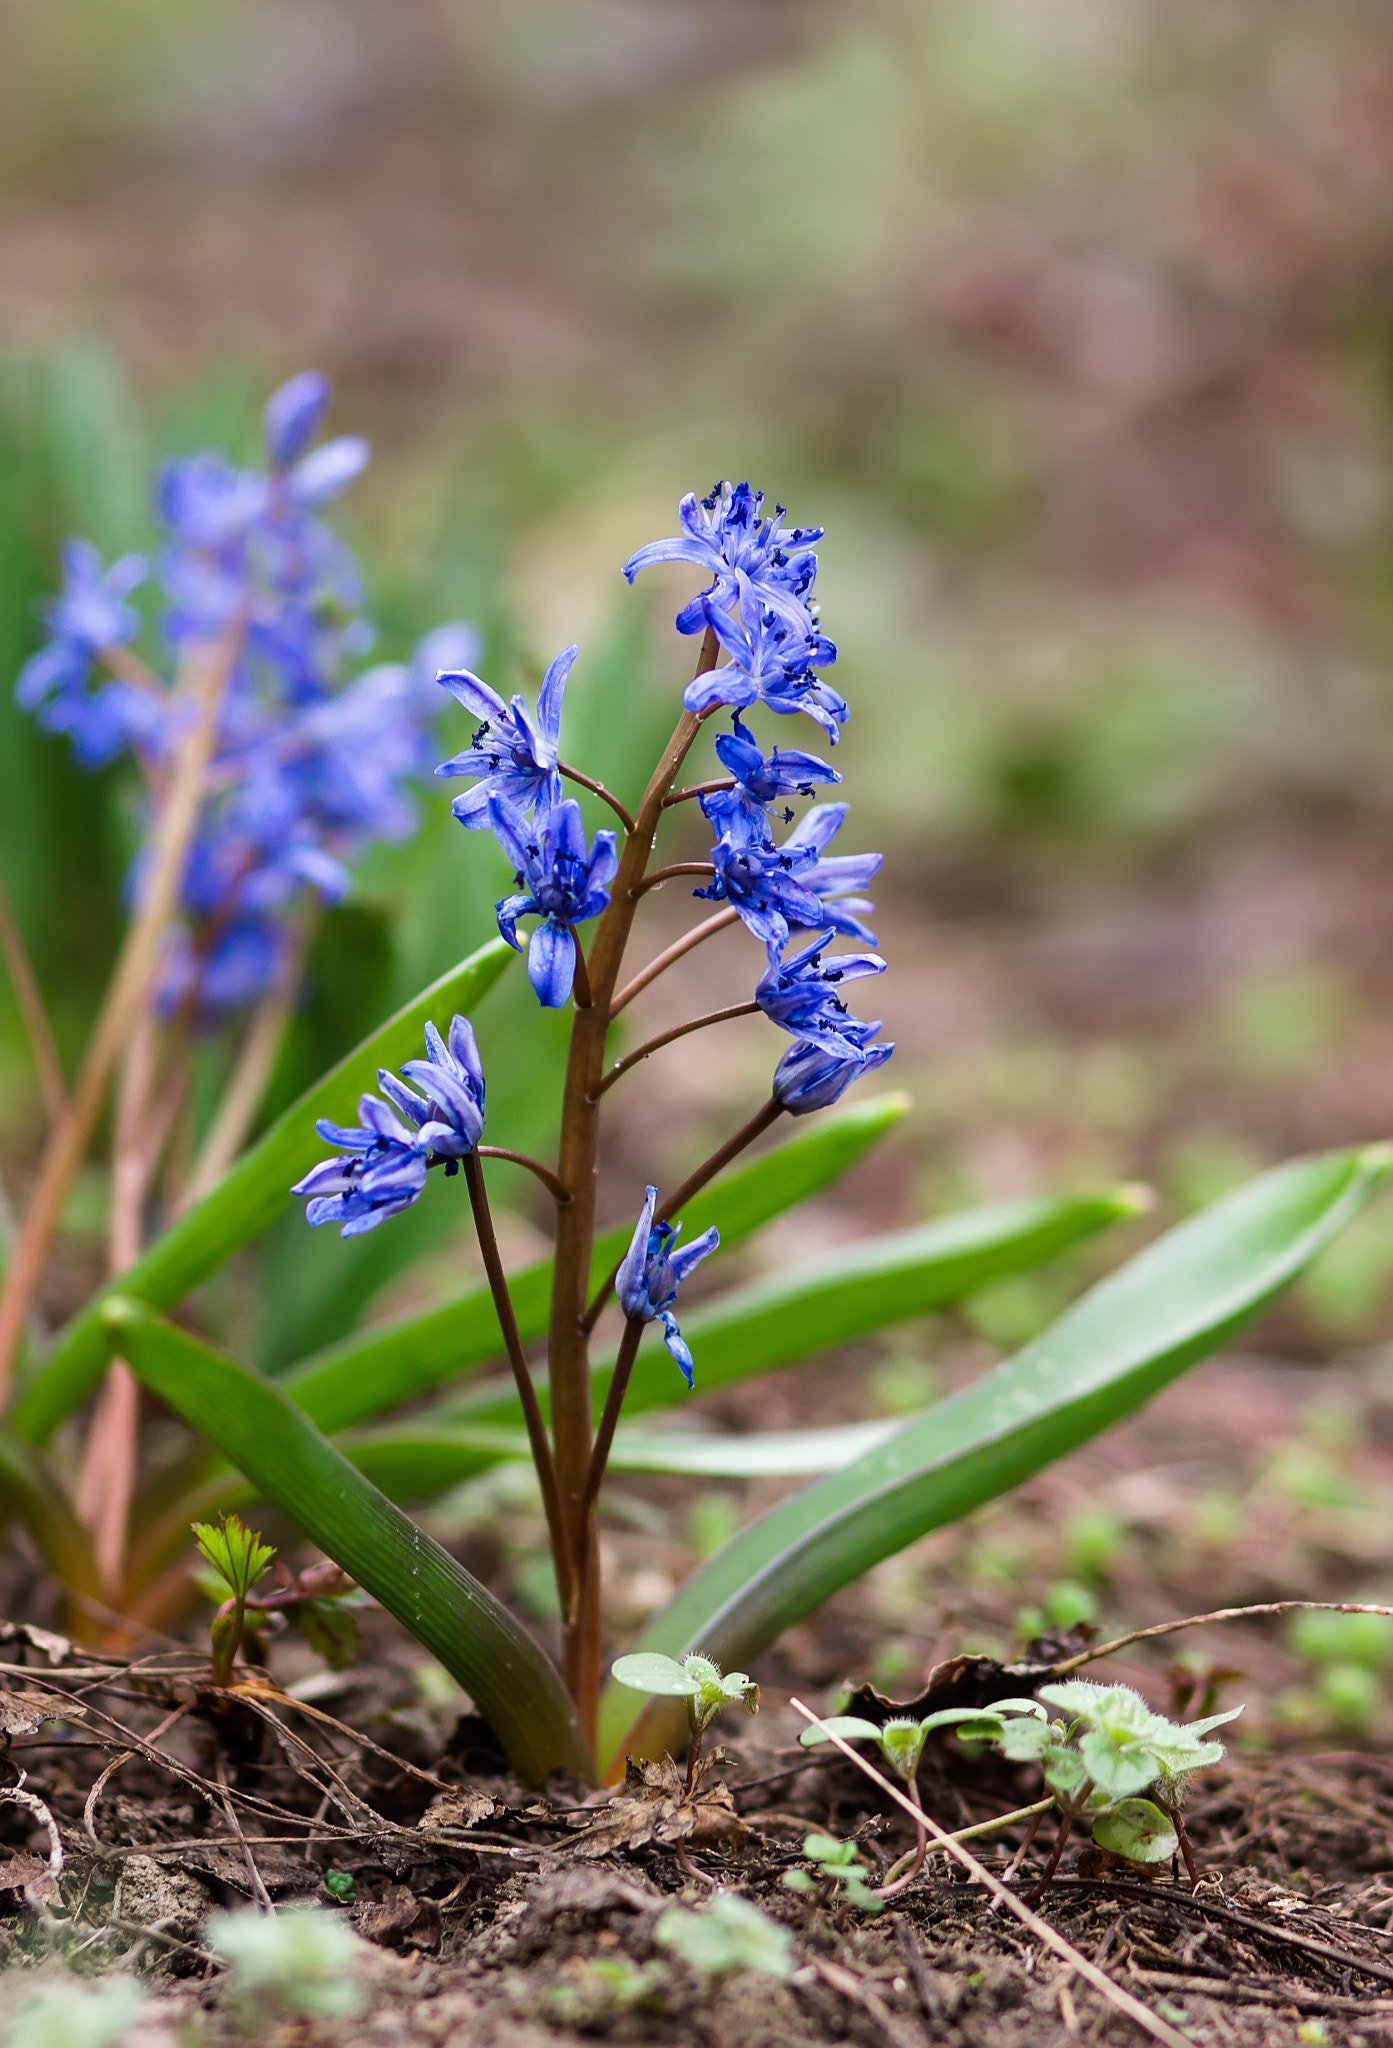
(988, 1679, 1243, 1893)
(611, 1651, 759, 1792)
(799, 1699, 1045, 1895)
(783, 1833, 882, 1919)
(5, 1976, 144, 2048)
(206, 1903, 368, 2019)
(1287, 1608, 1393, 1734)
(193, 1514, 275, 1686)
(192, 1517, 362, 1684)
(655, 1891, 794, 1977)
(542, 1956, 667, 2025)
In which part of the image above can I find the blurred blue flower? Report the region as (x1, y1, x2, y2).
(616, 1184, 720, 1388)
(623, 482, 823, 637)
(15, 540, 161, 768)
(772, 1018, 895, 1116)
(685, 574, 845, 744)
(379, 1015, 486, 1169)
(491, 794, 618, 1007)
(436, 644, 573, 826)
(756, 939, 887, 1058)
(291, 1095, 431, 1237)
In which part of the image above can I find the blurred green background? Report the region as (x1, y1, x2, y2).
(7, 0, 1393, 1375)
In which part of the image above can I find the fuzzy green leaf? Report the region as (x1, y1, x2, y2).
(1092, 1798, 1178, 1865)
(10, 939, 515, 1443)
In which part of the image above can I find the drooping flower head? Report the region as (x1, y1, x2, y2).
(616, 1186, 720, 1388)
(436, 643, 573, 827)
(490, 794, 618, 1007)
(755, 939, 887, 1057)
(623, 482, 824, 637)
(777, 803, 882, 945)
(685, 574, 845, 743)
(378, 1016, 486, 1171)
(695, 834, 828, 954)
(771, 1018, 895, 1116)
(291, 1095, 431, 1237)
(699, 713, 840, 847)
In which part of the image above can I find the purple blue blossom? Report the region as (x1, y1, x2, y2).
(622, 482, 823, 637)
(291, 1096, 431, 1237)
(695, 834, 828, 953)
(490, 794, 618, 1007)
(616, 1185, 720, 1388)
(756, 940, 887, 1058)
(772, 1019, 895, 1116)
(15, 541, 161, 768)
(685, 573, 845, 743)
(778, 803, 882, 945)
(699, 713, 839, 846)
(379, 1016, 486, 1170)
(436, 644, 573, 827)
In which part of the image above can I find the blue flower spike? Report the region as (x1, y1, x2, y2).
(772, 1021, 895, 1116)
(616, 1186, 720, 1388)
(686, 572, 846, 743)
(436, 643, 574, 826)
(489, 793, 617, 1008)
(699, 712, 840, 846)
(622, 482, 824, 637)
(16, 540, 158, 769)
(291, 1095, 431, 1237)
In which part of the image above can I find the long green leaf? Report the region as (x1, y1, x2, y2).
(104, 1296, 588, 1784)
(10, 939, 514, 1444)
(463, 1186, 1145, 1432)
(0, 1426, 103, 1602)
(598, 1144, 1389, 1769)
(280, 1091, 909, 1434)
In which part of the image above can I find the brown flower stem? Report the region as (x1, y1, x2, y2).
(574, 1315, 645, 1569)
(608, 908, 740, 1019)
(549, 627, 718, 1725)
(475, 1147, 571, 1205)
(631, 862, 716, 899)
(0, 629, 237, 1401)
(581, 1097, 784, 1336)
(571, 943, 593, 1013)
(463, 1149, 573, 1613)
(0, 870, 67, 1127)
(591, 1002, 759, 1100)
(558, 762, 636, 834)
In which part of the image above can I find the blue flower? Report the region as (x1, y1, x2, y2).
(756, 939, 887, 1058)
(779, 803, 882, 945)
(772, 1018, 895, 1116)
(684, 573, 846, 744)
(436, 644, 573, 826)
(490, 794, 618, 1007)
(695, 834, 827, 953)
(377, 1015, 486, 1169)
(615, 1185, 720, 1388)
(291, 1094, 431, 1236)
(699, 712, 839, 846)
(623, 482, 823, 636)
(15, 540, 161, 768)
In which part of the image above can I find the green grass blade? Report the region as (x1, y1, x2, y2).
(465, 1186, 1145, 1433)
(598, 1144, 1390, 1768)
(104, 1297, 588, 1784)
(0, 1426, 103, 1602)
(10, 939, 514, 1444)
(280, 1091, 909, 1434)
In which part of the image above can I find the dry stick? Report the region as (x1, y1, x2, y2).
(83, 1699, 190, 1849)
(476, 1146, 572, 1205)
(592, 1001, 759, 1100)
(0, 870, 67, 1126)
(549, 628, 718, 1728)
(1, 1781, 64, 1882)
(215, 1756, 275, 1912)
(608, 906, 740, 1019)
(581, 1096, 784, 1335)
(0, 631, 235, 1398)
(559, 761, 636, 833)
(1051, 1599, 1393, 1677)
(787, 1699, 1191, 2048)
(463, 1149, 574, 1613)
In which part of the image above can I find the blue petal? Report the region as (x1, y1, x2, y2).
(287, 436, 370, 506)
(264, 371, 331, 467)
(660, 1312, 695, 1389)
(527, 919, 576, 1007)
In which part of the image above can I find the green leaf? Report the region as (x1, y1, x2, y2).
(192, 1513, 275, 1602)
(8, 939, 515, 1443)
(1091, 1798, 1178, 1865)
(468, 1185, 1148, 1439)
(0, 1425, 103, 1603)
(798, 1716, 888, 1748)
(609, 1652, 701, 1697)
(280, 1091, 909, 1435)
(103, 1296, 588, 1784)
(598, 1144, 1389, 1769)
(294, 1600, 361, 1671)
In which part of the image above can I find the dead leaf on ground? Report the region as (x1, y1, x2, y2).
(357, 1883, 443, 1952)
(419, 1786, 499, 1832)
(0, 1850, 60, 1905)
(0, 1623, 73, 1665)
(564, 1753, 749, 1860)
(0, 1687, 85, 1738)
(842, 1627, 1096, 1726)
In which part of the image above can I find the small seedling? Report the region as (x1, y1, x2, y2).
(206, 1903, 368, 2018)
(611, 1651, 759, 1792)
(799, 1699, 1044, 1895)
(1288, 1609, 1393, 1735)
(987, 1679, 1243, 1895)
(324, 1869, 356, 1901)
(542, 1956, 668, 2024)
(193, 1514, 276, 1686)
(6, 1976, 143, 2048)
(783, 1833, 882, 1919)
(656, 1891, 794, 1978)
